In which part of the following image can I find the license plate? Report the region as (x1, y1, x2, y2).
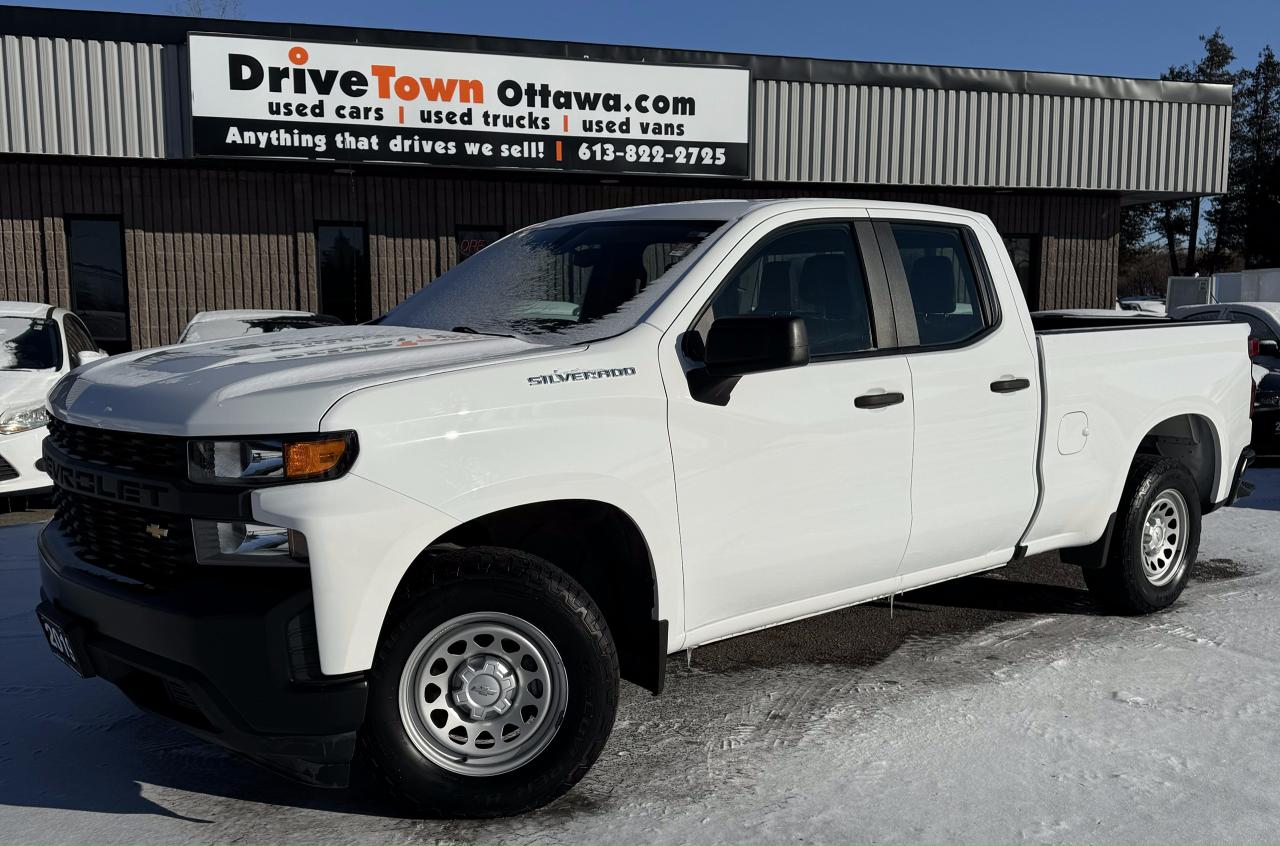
(36, 604, 92, 678)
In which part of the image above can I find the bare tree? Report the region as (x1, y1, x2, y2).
(171, 0, 243, 18)
(1163, 30, 1237, 275)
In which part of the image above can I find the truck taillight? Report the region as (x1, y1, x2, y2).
(1249, 337, 1261, 358)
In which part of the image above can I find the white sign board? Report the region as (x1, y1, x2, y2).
(188, 34, 751, 177)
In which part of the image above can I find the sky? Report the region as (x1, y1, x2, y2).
(11, 0, 1280, 80)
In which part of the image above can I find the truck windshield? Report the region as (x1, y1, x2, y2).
(381, 219, 726, 344)
(0, 316, 61, 371)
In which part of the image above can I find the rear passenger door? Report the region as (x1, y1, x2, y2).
(870, 213, 1040, 584)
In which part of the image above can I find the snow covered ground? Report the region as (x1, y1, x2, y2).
(3, 470, 1280, 843)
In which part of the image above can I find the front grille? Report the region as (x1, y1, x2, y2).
(53, 487, 194, 585)
(0, 455, 17, 482)
(46, 417, 188, 480)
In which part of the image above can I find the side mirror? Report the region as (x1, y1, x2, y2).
(1260, 340, 1280, 357)
(74, 350, 108, 367)
(704, 315, 809, 375)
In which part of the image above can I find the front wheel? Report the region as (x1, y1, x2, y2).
(1083, 455, 1201, 614)
(360, 547, 619, 817)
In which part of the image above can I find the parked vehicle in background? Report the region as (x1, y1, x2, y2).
(1172, 302, 1280, 372)
(1252, 370, 1280, 457)
(177, 309, 343, 343)
(35, 200, 1253, 817)
(1035, 308, 1165, 321)
(1118, 295, 1167, 316)
(0, 302, 106, 499)
(1173, 303, 1280, 456)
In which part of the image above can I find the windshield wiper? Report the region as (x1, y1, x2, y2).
(450, 326, 517, 339)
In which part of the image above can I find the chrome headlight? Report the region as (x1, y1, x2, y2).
(0, 404, 50, 435)
(187, 432, 356, 485)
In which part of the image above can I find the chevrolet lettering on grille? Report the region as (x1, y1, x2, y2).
(44, 453, 169, 509)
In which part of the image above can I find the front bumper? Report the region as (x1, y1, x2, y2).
(36, 526, 368, 787)
(0, 425, 52, 495)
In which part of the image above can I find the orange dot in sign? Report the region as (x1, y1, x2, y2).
(288, 46, 309, 65)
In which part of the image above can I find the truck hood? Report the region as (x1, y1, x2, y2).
(48, 325, 558, 436)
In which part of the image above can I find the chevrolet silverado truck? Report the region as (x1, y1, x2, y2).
(35, 199, 1254, 817)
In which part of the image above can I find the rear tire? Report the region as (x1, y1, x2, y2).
(359, 547, 618, 818)
(1083, 455, 1200, 614)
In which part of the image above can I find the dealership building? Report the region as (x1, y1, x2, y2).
(0, 5, 1233, 351)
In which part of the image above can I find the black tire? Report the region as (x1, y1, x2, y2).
(1083, 455, 1201, 614)
(359, 547, 619, 818)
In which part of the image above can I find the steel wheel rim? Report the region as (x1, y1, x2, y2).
(398, 611, 568, 777)
(1141, 489, 1190, 587)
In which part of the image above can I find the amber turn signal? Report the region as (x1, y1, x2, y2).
(284, 438, 348, 478)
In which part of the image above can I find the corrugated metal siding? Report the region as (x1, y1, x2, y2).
(751, 78, 1229, 194)
(0, 160, 1117, 347)
(0, 35, 1228, 196)
(0, 35, 185, 158)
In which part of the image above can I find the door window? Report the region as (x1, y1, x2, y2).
(703, 224, 874, 357)
(317, 224, 370, 324)
(890, 223, 989, 347)
(63, 314, 98, 359)
(1002, 235, 1040, 309)
(66, 217, 130, 353)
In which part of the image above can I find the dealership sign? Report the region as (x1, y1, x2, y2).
(188, 35, 751, 177)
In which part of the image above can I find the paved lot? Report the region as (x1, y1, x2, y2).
(1, 472, 1278, 843)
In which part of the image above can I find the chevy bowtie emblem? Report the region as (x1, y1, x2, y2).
(145, 524, 169, 540)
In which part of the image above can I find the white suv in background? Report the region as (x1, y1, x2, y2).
(0, 302, 106, 498)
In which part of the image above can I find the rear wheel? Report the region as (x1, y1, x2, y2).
(1083, 455, 1200, 614)
(360, 547, 618, 817)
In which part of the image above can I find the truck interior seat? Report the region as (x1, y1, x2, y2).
(799, 253, 871, 354)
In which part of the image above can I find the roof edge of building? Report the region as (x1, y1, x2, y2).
(0, 4, 1232, 107)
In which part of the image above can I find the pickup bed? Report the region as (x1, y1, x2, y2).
(35, 199, 1253, 816)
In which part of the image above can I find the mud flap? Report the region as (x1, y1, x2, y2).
(1059, 512, 1117, 570)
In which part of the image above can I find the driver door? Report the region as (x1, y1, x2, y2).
(662, 214, 915, 644)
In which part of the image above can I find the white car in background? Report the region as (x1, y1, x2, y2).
(178, 309, 342, 343)
(1118, 295, 1168, 316)
(0, 302, 106, 498)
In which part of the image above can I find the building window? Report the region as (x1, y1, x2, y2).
(317, 224, 370, 324)
(1002, 235, 1040, 309)
(456, 226, 504, 261)
(66, 217, 130, 353)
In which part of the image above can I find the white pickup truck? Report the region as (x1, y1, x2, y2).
(35, 199, 1253, 817)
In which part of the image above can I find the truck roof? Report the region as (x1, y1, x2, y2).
(552, 198, 986, 225)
